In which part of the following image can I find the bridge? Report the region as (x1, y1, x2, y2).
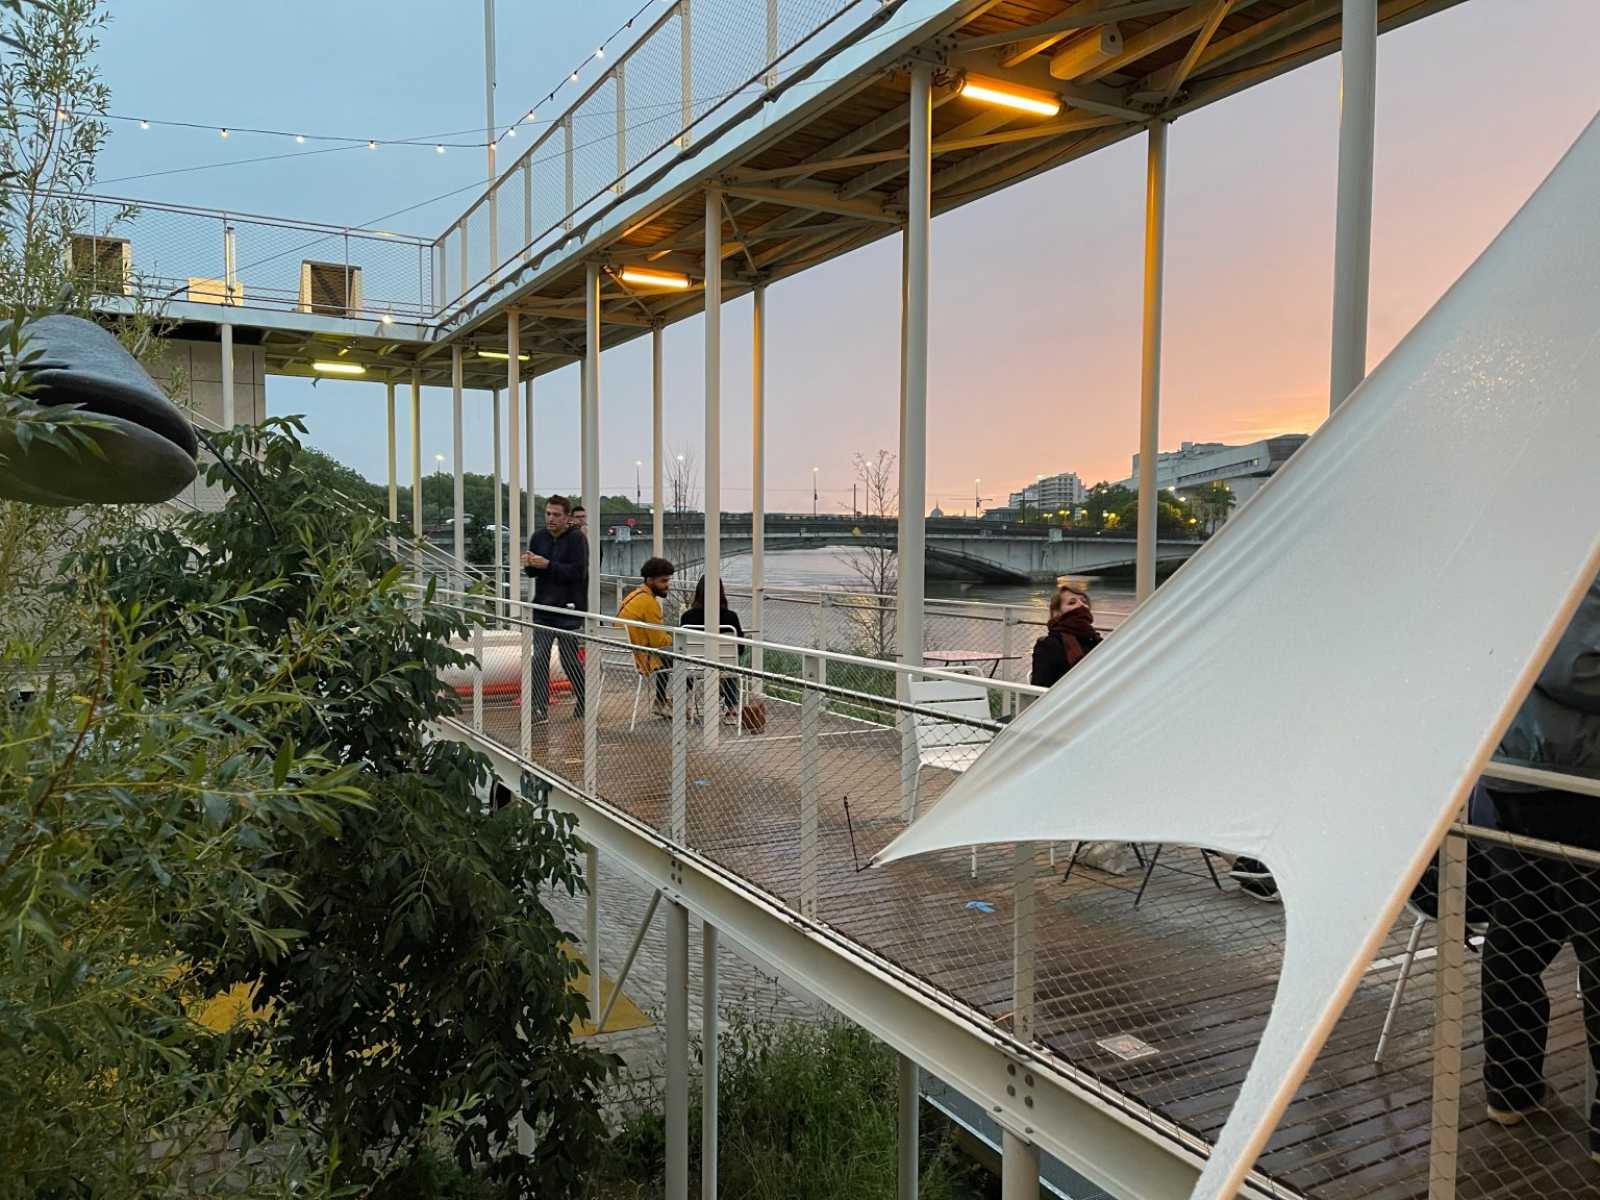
(599, 517, 1203, 584)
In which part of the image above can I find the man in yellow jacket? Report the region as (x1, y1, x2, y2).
(617, 557, 677, 714)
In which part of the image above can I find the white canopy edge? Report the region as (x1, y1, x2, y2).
(876, 110, 1600, 1200)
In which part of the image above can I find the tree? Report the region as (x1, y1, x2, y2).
(838, 450, 897, 659)
(94, 419, 616, 1197)
(1193, 480, 1236, 533)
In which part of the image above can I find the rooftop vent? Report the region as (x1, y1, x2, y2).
(67, 234, 131, 296)
(298, 261, 362, 317)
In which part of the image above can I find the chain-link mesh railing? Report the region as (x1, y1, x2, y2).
(65, 193, 434, 321)
(432, 0, 878, 319)
(429, 581, 1600, 1199)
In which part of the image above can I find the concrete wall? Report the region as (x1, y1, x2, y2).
(151, 337, 268, 513)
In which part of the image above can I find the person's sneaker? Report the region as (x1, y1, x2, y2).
(1486, 1088, 1547, 1126)
(1229, 857, 1281, 903)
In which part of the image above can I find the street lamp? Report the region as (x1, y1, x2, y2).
(812, 466, 819, 518)
(634, 459, 642, 506)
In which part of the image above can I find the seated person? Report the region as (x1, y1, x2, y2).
(681, 576, 744, 722)
(617, 557, 675, 716)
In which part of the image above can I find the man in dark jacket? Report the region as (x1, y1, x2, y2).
(1480, 570, 1600, 1161)
(522, 495, 589, 719)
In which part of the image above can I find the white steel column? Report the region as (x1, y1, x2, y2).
(703, 187, 723, 747)
(751, 284, 766, 684)
(1135, 121, 1168, 605)
(586, 845, 601, 1019)
(897, 1055, 919, 1200)
(584, 264, 602, 796)
(1429, 817, 1467, 1198)
(666, 900, 690, 1200)
(1329, 0, 1377, 411)
(701, 921, 719, 1199)
(1002, 1131, 1041, 1200)
(652, 325, 665, 560)
(584, 266, 602, 617)
(385, 381, 397, 519)
(452, 347, 465, 590)
(524, 377, 535, 535)
(410, 373, 423, 581)
(897, 64, 931, 669)
(492, 388, 503, 617)
(219, 322, 235, 427)
(507, 312, 522, 608)
(483, 0, 498, 277)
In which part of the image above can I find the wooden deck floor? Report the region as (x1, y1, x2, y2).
(476, 686, 1597, 1200)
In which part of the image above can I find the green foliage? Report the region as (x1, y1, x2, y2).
(592, 1016, 981, 1199)
(90, 418, 616, 1195)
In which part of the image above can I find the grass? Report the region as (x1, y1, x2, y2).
(586, 1015, 988, 1199)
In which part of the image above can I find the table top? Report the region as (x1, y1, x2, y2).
(923, 649, 1020, 664)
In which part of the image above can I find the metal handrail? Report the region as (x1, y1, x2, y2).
(426, 585, 1047, 703)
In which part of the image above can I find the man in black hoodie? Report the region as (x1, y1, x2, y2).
(522, 494, 589, 719)
(1480, 570, 1600, 1163)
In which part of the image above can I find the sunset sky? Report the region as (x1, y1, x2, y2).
(94, 2, 1600, 514)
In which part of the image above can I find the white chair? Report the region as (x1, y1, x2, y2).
(680, 624, 746, 735)
(597, 642, 648, 731)
(907, 678, 996, 876)
(1373, 899, 1488, 1065)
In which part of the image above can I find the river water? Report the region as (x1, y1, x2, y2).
(713, 547, 1139, 625)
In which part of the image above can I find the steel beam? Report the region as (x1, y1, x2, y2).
(721, 185, 898, 222)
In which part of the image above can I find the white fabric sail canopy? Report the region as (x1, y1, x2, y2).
(877, 112, 1600, 1200)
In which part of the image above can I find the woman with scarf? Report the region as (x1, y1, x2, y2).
(1030, 582, 1102, 688)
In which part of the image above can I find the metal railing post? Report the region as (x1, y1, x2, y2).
(679, 0, 693, 147)
(472, 624, 484, 732)
(799, 652, 820, 918)
(615, 62, 627, 194)
(1001, 605, 1018, 715)
(586, 844, 602, 1019)
(765, 0, 779, 89)
(671, 633, 688, 842)
(1428, 816, 1467, 1198)
(666, 900, 690, 1200)
(522, 158, 533, 263)
(1012, 842, 1036, 1043)
(459, 222, 469, 300)
(563, 116, 575, 231)
(702, 921, 719, 1199)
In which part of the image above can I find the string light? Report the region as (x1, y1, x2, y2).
(295, 134, 305, 143)
(219, 127, 229, 138)
(367, 139, 377, 150)
(435, 143, 445, 154)
(138, 119, 149, 130)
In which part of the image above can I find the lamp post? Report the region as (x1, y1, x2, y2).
(811, 466, 818, 518)
(635, 459, 642, 507)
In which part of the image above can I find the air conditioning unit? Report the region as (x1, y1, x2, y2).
(186, 276, 242, 306)
(67, 234, 131, 296)
(298, 261, 362, 317)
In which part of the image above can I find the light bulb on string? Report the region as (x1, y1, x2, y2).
(367, 139, 377, 150)
(594, 46, 604, 59)
(219, 127, 229, 138)
(569, 70, 579, 82)
(435, 143, 445, 154)
(138, 119, 149, 130)
(295, 134, 305, 143)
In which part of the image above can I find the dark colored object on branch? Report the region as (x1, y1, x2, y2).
(0, 314, 198, 505)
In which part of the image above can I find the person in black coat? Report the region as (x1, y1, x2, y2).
(1029, 583, 1101, 688)
(521, 495, 590, 718)
(681, 576, 744, 717)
